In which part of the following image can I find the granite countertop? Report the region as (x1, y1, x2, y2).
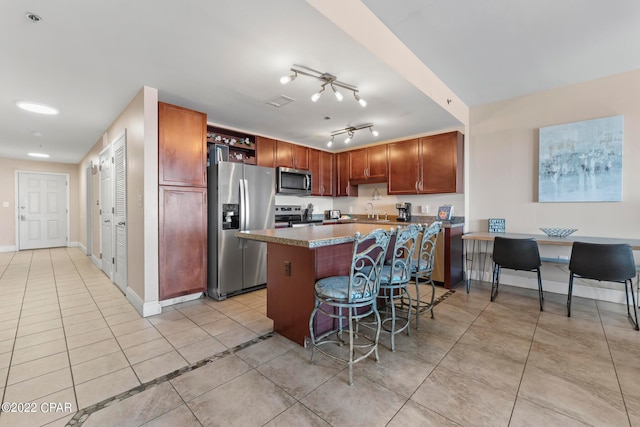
(336, 215, 464, 228)
(236, 223, 400, 249)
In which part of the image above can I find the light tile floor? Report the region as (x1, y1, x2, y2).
(1, 248, 640, 426)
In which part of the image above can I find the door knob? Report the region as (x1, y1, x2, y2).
(117, 221, 125, 226)
(20, 214, 26, 221)
(104, 219, 111, 223)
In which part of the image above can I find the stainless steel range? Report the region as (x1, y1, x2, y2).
(274, 205, 303, 228)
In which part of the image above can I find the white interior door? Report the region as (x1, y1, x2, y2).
(113, 132, 127, 293)
(99, 146, 113, 280)
(18, 172, 68, 250)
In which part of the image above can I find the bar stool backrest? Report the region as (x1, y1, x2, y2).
(415, 221, 442, 274)
(387, 224, 421, 284)
(350, 228, 392, 303)
(569, 242, 636, 282)
(493, 237, 541, 271)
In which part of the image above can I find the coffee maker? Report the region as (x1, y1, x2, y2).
(396, 202, 411, 222)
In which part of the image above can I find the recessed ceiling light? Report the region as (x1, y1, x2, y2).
(16, 101, 59, 115)
(28, 152, 50, 158)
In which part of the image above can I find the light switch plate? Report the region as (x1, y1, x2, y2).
(2, 202, 8, 208)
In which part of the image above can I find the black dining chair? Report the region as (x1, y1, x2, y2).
(491, 237, 544, 310)
(568, 242, 638, 330)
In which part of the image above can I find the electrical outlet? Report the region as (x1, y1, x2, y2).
(2, 202, 8, 208)
(422, 205, 429, 214)
(284, 261, 291, 276)
(348, 206, 353, 213)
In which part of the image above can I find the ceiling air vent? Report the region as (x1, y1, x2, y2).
(265, 95, 294, 108)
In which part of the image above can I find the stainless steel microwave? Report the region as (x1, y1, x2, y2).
(276, 167, 312, 195)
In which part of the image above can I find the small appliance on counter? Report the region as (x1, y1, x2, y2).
(324, 209, 341, 220)
(303, 203, 314, 222)
(396, 202, 412, 222)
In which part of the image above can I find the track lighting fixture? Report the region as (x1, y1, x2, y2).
(327, 123, 379, 147)
(281, 64, 366, 107)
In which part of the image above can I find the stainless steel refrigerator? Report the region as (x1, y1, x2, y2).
(208, 162, 275, 300)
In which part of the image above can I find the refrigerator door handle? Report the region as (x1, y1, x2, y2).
(239, 178, 246, 230)
(242, 178, 250, 230)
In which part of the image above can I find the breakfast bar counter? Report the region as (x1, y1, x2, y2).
(237, 224, 395, 345)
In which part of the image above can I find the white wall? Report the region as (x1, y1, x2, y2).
(467, 69, 640, 303)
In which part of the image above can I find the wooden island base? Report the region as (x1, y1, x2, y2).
(266, 242, 353, 346)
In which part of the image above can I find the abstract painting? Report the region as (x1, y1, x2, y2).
(538, 115, 623, 202)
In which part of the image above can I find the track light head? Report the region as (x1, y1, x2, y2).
(369, 127, 379, 137)
(311, 86, 325, 102)
(280, 71, 297, 85)
(327, 136, 334, 147)
(344, 130, 354, 144)
(354, 93, 367, 108)
(331, 84, 343, 102)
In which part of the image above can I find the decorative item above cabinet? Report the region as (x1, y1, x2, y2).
(207, 125, 256, 165)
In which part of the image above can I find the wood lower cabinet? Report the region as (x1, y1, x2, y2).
(388, 131, 464, 194)
(431, 226, 464, 289)
(335, 152, 357, 197)
(309, 149, 334, 196)
(159, 186, 207, 300)
(158, 102, 207, 187)
(349, 145, 387, 184)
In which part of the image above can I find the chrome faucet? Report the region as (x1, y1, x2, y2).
(366, 202, 374, 219)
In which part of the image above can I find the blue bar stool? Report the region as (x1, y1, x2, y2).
(309, 228, 392, 385)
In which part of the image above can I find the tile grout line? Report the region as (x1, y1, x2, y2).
(0, 250, 32, 409)
(66, 332, 275, 426)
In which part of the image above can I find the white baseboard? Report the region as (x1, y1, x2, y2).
(467, 269, 628, 306)
(76, 242, 87, 254)
(159, 292, 204, 308)
(126, 287, 162, 317)
(68, 241, 80, 248)
(0, 246, 17, 253)
(90, 255, 101, 269)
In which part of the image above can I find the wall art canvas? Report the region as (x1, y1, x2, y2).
(538, 115, 623, 202)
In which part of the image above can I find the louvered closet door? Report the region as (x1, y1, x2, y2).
(113, 132, 128, 293)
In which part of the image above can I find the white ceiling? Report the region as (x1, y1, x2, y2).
(2, 0, 639, 164)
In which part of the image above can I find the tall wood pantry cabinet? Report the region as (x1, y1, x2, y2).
(158, 102, 208, 300)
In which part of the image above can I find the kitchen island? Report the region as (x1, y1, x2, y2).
(237, 223, 396, 345)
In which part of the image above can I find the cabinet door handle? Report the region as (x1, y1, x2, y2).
(415, 181, 419, 191)
(419, 181, 423, 191)
(346, 186, 350, 196)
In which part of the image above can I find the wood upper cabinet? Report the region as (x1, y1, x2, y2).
(159, 186, 207, 300)
(309, 149, 334, 196)
(158, 102, 207, 187)
(335, 152, 358, 197)
(388, 131, 464, 194)
(420, 131, 464, 194)
(387, 139, 421, 194)
(349, 145, 387, 183)
(256, 136, 276, 168)
(276, 140, 309, 170)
